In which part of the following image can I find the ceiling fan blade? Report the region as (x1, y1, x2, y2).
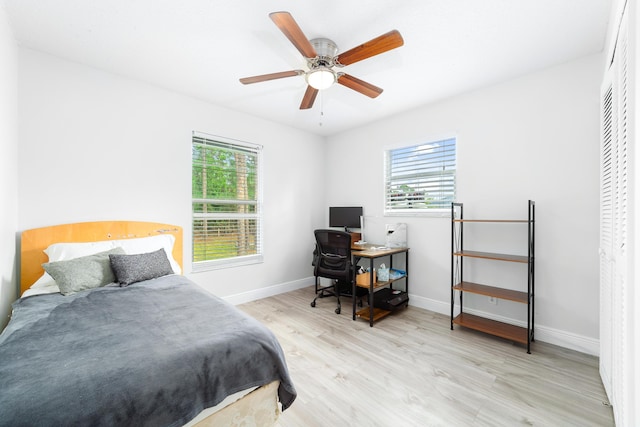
(239, 70, 304, 85)
(299, 86, 319, 109)
(337, 74, 383, 98)
(269, 11, 317, 59)
(336, 30, 404, 66)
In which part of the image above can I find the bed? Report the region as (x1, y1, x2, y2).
(0, 221, 296, 426)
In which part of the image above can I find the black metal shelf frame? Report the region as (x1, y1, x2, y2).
(450, 200, 535, 353)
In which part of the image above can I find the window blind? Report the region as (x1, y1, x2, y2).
(385, 137, 456, 212)
(192, 133, 263, 268)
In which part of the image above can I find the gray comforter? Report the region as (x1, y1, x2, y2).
(0, 275, 296, 426)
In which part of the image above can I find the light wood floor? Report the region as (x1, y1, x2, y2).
(238, 286, 614, 427)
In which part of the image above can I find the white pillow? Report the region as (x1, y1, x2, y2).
(30, 273, 58, 289)
(30, 234, 181, 289)
(45, 240, 115, 263)
(22, 282, 61, 297)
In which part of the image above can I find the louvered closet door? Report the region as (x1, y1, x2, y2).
(613, 12, 630, 419)
(599, 78, 614, 402)
(599, 4, 630, 425)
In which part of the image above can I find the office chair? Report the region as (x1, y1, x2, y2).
(311, 229, 365, 314)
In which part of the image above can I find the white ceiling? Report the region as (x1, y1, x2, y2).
(3, 0, 612, 137)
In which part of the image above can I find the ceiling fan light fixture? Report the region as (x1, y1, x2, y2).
(306, 67, 336, 90)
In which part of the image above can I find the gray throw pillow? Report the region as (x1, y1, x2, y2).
(43, 247, 125, 296)
(109, 248, 174, 286)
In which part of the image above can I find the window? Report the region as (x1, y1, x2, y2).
(384, 137, 456, 213)
(191, 132, 263, 270)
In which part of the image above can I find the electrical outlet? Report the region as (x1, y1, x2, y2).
(488, 296, 497, 305)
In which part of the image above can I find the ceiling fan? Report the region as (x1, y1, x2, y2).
(239, 11, 404, 110)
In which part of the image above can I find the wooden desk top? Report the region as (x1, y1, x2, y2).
(351, 244, 409, 258)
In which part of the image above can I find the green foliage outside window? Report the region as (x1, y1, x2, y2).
(192, 137, 260, 263)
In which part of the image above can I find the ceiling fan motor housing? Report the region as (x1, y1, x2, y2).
(309, 38, 339, 68)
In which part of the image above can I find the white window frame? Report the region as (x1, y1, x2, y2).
(191, 132, 263, 272)
(384, 137, 456, 216)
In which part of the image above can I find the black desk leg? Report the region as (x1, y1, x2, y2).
(352, 259, 357, 321)
(406, 251, 409, 296)
(369, 257, 374, 327)
(352, 254, 362, 321)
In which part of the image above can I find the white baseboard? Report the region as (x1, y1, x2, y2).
(224, 282, 600, 356)
(408, 294, 599, 356)
(408, 293, 450, 315)
(223, 276, 314, 306)
(533, 324, 599, 356)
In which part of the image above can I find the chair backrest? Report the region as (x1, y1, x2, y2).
(313, 229, 352, 281)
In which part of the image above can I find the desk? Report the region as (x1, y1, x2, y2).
(351, 245, 409, 326)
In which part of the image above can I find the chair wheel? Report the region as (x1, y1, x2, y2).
(335, 307, 341, 314)
(310, 301, 316, 307)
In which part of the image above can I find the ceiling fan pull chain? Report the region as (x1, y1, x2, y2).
(319, 91, 324, 127)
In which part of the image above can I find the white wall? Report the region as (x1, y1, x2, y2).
(12, 45, 605, 354)
(326, 53, 603, 354)
(0, 4, 18, 330)
(17, 49, 326, 301)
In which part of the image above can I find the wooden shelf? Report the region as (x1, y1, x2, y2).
(355, 276, 406, 289)
(453, 281, 528, 304)
(453, 250, 528, 263)
(453, 313, 529, 345)
(355, 307, 391, 322)
(352, 246, 410, 258)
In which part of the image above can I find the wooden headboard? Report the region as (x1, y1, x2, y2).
(20, 221, 183, 295)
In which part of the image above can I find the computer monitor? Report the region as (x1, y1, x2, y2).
(329, 206, 363, 232)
